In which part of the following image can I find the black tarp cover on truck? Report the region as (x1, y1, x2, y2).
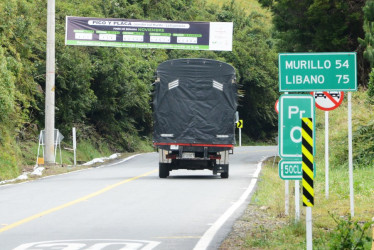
(153, 58, 238, 145)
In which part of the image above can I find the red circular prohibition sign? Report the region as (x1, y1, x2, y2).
(310, 91, 344, 111)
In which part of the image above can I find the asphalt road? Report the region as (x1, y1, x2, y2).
(0, 146, 277, 250)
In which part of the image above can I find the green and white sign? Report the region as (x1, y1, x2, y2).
(279, 160, 302, 180)
(279, 94, 315, 158)
(66, 16, 233, 51)
(279, 52, 357, 92)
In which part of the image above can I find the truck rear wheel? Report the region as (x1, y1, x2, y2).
(159, 163, 170, 178)
(221, 172, 229, 178)
(220, 165, 229, 178)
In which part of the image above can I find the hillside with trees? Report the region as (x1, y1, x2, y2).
(0, 0, 278, 179)
(1, 0, 373, 180)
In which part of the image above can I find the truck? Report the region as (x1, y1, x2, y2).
(152, 58, 238, 178)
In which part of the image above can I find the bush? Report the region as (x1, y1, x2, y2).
(368, 68, 374, 102)
(353, 119, 374, 167)
(327, 212, 373, 250)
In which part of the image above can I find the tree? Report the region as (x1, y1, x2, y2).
(359, 0, 374, 67)
(262, 0, 368, 85)
(216, 2, 279, 139)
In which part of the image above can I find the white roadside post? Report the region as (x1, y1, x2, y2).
(239, 127, 242, 147)
(325, 111, 329, 199)
(236, 119, 243, 147)
(348, 92, 354, 217)
(284, 93, 289, 217)
(73, 127, 77, 167)
(285, 180, 289, 216)
(306, 207, 313, 250)
(295, 180, 300, 221)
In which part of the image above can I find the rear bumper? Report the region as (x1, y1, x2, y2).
(154, 142, 233, 148)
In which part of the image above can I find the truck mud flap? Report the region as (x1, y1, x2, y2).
(213, 164, 228, 175)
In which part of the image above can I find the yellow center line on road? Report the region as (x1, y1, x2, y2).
(0, 169, 157, 234)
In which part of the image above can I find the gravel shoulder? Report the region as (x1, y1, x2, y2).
(220, 203, 287, 249)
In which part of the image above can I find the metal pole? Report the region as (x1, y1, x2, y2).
(284, 91, 289, 217)
(73, 127, 77, 166)
(295, 180, 300, 221)
(45, 0, 55, 164)
(306, 207, 313, 250)
(348, 92, 354, 217)
(285, 180, 289, 216)
(239, 128, 242, 147)
(325, 111, 329, 199)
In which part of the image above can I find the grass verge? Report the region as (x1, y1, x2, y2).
(221, 157, 374, 249)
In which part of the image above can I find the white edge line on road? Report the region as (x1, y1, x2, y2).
(193, 157, 266, 250)
(0, 154, 141, 188)
(104, 154, 140, 168)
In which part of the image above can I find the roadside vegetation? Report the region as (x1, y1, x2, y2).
(221, 90, 374, 249)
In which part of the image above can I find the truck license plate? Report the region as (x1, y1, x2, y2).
(182, 152, 195, 159)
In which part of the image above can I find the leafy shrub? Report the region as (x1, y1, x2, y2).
(327, 212, 373, 250)
(353, 119, 374, 167)
(368, 68, 374, 102)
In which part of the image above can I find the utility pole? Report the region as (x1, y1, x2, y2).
(45, 0, 55, 164)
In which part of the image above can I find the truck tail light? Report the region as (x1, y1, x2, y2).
(209, 155, 221, 160)
(166, 154, 177, 159)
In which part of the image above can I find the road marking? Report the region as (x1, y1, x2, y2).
(193, 160, 264, 250)
(14, 239, 160, 250)
(0, 168, 157, 234)
(104, 154, 141, 167)
(153, 236, 201, 239)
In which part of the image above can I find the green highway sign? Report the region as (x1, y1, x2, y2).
(279, 52, 357, 92)
(279, 94, 315, 158)
(279, 160, 302, 180)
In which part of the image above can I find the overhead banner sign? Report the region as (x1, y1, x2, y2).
(65, 16, 233, 51)
(279, 52, 357, 92)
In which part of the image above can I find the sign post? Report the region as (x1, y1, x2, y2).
(237, 120, 243, 147)
(325, 111, 329, 199)
(278, 52, 357, 247)
(348, 92, 354, 217)
(279, 52, 357, 218)
(311, 91, 344, 199)
(302, 118, 314, 250)
(279, 94, 314, 221)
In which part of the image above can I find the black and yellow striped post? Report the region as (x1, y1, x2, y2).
(302, 117, 314, 207)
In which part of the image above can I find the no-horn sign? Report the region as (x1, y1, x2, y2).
(311, 91, 344, 111)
